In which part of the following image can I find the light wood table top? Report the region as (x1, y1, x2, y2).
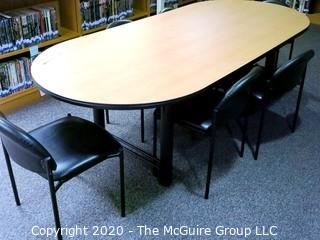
(31, 0, 309, 109)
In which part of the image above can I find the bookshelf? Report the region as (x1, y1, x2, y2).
(0, 87, 41, 113)
(309, 0, 320, 24)
(0, 0, 80, 113)
(0, 1, 79, 59)
(130, 1, 149, 20)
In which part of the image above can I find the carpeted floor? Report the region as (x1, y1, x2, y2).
(0, 24, 319, 240)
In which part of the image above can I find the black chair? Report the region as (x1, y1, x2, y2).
(106, 19, 146, 143)
(153, 66, 266, 199)
(152, 64, 254, 157)
(160, 7, 174, 13)
(263, 0, 295, 60)
(0, 113, 125, 240)
(107, 19, 132, 28)
(263, 0, 287, 5)
(252, 50, 315, 160)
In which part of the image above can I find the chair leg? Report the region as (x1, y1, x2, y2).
(46, 162, 62, 240)
(140, 109, 145, 143)
(153, 112, 158, 157)
(292, 70, 306, 133)
(240, 117, 248, 158)
(204, 123, 216, 199)
(289, 39, 295, 60)
(254, 107, 266, 160)
(2, 144, 20, 206)
(119, 151, 125, 217)
(105, 110, 110, 124)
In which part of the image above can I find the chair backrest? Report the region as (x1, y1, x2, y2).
(0, 112, 55, 175)
(107, 19, 132, 29)
(215, 66, 266, 121)
(269, 49, 314, 99)
(263, 0, 288, 6)
(160, 7, 173, 14)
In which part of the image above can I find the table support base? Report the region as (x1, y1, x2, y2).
(93, 109, 105, 128)
(265, 48, 279, 77)
(159, 105, 174, 186)
(112, 135, 159, 169)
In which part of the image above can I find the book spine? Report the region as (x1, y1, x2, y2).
(1, 19, 9, 52)
(20, 14, 29, 46)
(50, 7, 58, 38)
(0, 19, 5, 53)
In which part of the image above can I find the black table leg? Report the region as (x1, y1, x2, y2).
(158, 105, 174, 186)
(265, 48, 279, 77)
(93, 109, 105, 128)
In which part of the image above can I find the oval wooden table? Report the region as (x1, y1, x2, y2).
(31, 0, 309, 186)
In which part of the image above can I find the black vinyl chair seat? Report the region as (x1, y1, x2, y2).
(152, 66, 256, 157)
(180, 116, 214, 132)
(212, 64, 254, 92)
(0, 113, 126, 240)
(154, 89, 224, 132)
(176, 91, 225, 131)
(154, 64, 255, 130)
(29, 116, 121, 181)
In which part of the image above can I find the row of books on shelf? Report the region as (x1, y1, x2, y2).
(0, 57, 33, 98)
(80, 0, 133, 30)
(0, 6, 59, 55)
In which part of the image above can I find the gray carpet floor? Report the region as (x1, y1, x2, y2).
(0, 24, 319, 240)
